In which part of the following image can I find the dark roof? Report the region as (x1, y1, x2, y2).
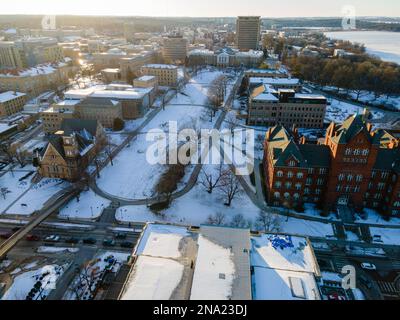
(60, 119, 98, 137)
(374, 148, 400, 173)
(332, 114, 372, 144)
(267, 125, 331, 168)
(298, 144, 331, 168)
(78, 97, 119, 108)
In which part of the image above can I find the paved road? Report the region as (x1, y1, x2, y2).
(0, 187, 80, 259)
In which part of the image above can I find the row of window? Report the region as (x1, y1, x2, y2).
(344, 148, 369, 156)
(276, 168, 327, 178)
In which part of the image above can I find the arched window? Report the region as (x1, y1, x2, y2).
(274, 192, 281, 199)
(276, 171, 284, 178)
(284, 192, 291, 200)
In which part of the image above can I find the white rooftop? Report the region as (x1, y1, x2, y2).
(250, 234, 321, 300)
(143, 64, 178, 70)
(0, 91, 26, 103)
(250, 77, 300, 86)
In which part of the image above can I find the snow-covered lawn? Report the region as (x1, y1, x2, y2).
(5, 178, 70, 216)
(0, 170, 32, 213)
(58, 190, 111, 220)
(2, 264, 68, 300)
(325, 98, 384, 124)
(96, 70, 229, 200)
(115, 165, 334, 238)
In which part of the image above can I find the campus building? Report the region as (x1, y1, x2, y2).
(263, 112, 400, 218)
(248, 85, 326, 128)
(236, 16, 261, 51)
(141, 64, 178, 87)
(37, 119, 105, 181)
(162, 35, 188, 64)
(0, 91, 27, 117)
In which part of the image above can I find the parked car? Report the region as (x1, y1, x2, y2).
(0, 232, 12, 239)
(103, 239, 116, 247)
(83, 238, 97, 245)
(120, 241, 134, 248)
(26, 235, 40, 241)
(361, 263, 377, 271)
(45, 235, 60, 242)
(114, 233, 127, 240)
(65, 237, 79, 244)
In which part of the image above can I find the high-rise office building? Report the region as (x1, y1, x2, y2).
(162, 35, 188, 64)
(236, 16, 261, 51)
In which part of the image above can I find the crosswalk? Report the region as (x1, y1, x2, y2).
(376, 281, 400, 296)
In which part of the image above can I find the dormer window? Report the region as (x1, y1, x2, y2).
(289, 160, 296, 167)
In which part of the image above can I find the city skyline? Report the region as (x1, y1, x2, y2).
(1, 0, 400, 18)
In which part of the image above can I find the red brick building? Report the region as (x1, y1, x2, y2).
(263, 113, 400, 217)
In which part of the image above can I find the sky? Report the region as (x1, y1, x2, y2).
(0, 0, 399, 18)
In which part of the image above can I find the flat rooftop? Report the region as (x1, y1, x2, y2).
(0, 91, 26, 103)
(143, 64, 178, 70)
(250, 234, 321, 300)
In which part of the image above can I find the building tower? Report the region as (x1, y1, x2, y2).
(236, 16, 261, 51)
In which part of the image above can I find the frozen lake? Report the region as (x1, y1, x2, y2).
(325, 31, 400, 65)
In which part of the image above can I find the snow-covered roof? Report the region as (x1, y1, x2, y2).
(249, 77, 300, 86)
(91, 88, 151, 100)
(0, 61, 67, 78)
(119, 224, 192, 300)
(0, 91, 26, 103)
(135, 75, 156, 82)
(0, 123, 18, 135)
(251, 234, 321, 300)
(143, 64, 178, 70)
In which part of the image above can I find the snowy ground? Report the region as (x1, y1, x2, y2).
(356, 208, 400, 226)
(325, 97, 384, 124)
(2, 263, 69, 300)
(4, 178, 70, 216)
(115, 165, 334, 238)
(58, 189, 111, 220)
(96, 69, 235, 200)
(0, 170, 32, 213)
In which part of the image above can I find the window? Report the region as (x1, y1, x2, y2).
(362, 149, 369, 156)
(354, 186, 361, 193)
(378, 183, 385, 191)
(275, 182, 282, 189)
(306, 178, 313, 186)
(277, 171, 284, 178)
(285, 182, 292, 190)
(338, 174, 345, 182)
(319, 168, 327, 175)
(356, 175, 363, 183)
(274, 192, 281, 199)
(353, 149, 361, 156)
(295, 183, 302, 191)
(382, 172, 389, 179)
(347, 174, 353, 182)
(293, 193, 300, 200)
(304, 188, 310, 195)
(317, 179, 324, 186)
(284, 193, 291, 200)
(315, 189, 322, 195)
(289, 160, 296, 167)
(345, 148, 352, 155)
(297, 172, 304, 179)
(287, 171, 294, 178)
(308, 168, 314, 175)
(336, 185, 342, 192)
(394, 202, 400, 208)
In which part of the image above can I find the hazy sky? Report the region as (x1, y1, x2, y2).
(1, 0, 399, 17)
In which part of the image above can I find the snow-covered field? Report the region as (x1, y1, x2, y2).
(325, 97, 384, 124)
(58, 190, 111, 220)
(115, 165, 334, 238)
(96, 70, 230, 200)
(0, 170, 32, 213)
(2, 263, 68, 300)
(5, 178, 70, 216)
(356, 208, 400, 226)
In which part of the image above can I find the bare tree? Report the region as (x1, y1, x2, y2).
(219, 169, 241, 206)
(0, 143, 15, 163)
(206, 211, 227, 226)
(200, 164, 227, 194)
(230, 213, 251, 229)
(9, 144, 28, 168)
(255, 210, 281, 233)
(155, 163, 186, 204)
(0, 187, 11, 200)
(71, 261, 101, 300)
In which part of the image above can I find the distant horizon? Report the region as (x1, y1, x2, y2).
(1, 0, 400, 19)
(0, 14, 399, 19)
